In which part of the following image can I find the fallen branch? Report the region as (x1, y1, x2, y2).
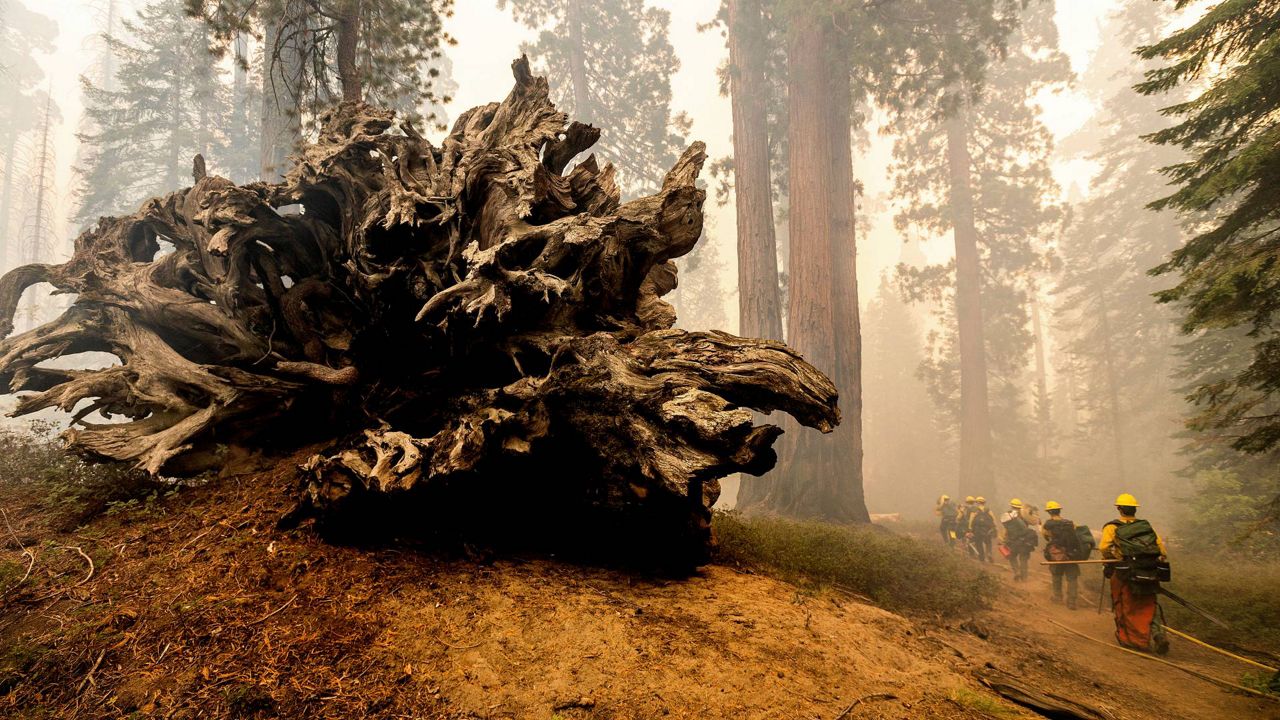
(60, 546, 95, 587)
(248, 594, 297, 626)
(833, 692, 896, 719)
(435, 635, 486, 651)
(76, 649, 106, 695)
(976, 666, 1114, 719)
(0, 507, 34, 598)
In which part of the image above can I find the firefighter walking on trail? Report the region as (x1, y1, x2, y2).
(1041, 501, 1091, 609)
(1100, 493, 1170, 654)
(970, 497, 997, 563)
(937, 495, 957, 547)
(958, 496, 978, 557)
(1000, 499, 1037, 580)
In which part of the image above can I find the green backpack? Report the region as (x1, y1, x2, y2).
(1111, 519, 1165, 594)
(1113, 519, 1161, 559)
(1072, 525, 1096, 561)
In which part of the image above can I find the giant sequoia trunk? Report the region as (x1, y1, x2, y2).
(745, 15, 839, 516)
(825, 57, 870, 524)
(0, 59, 837, 565)
(727, 0, 783, 344)
(726, 0, 784, 510)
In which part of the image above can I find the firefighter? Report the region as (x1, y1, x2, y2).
(970, 496, 997, 563)
(1000, 499, 1037, 581)
(937, 495, 958, 547)
(958, 496, 979, 557)
(1041, 501, 1081, 609)
(1099, 493, 1169, 653)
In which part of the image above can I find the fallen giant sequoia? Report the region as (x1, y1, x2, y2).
(0, 58, 838, 562)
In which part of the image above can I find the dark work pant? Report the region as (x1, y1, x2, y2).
(1009, 550, 1030, 580)
(1051, 564, 1080, 606)
(941, 524, 956, 546)
(976, 535, 993, 562)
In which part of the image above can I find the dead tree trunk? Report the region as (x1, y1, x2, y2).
(0, 59, 838, 566)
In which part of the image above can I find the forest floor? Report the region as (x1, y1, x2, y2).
(0, 466, 1276, 719)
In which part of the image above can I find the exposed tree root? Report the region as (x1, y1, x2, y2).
(0, 57, 838, 564)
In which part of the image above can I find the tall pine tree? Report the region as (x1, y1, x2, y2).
(891, 0, 1063, 500)
(1137, 0, 1280, 460)
(75, 0, 233, 224)
(1052, 0, 1187, 517)
(499, 0, 689, 196)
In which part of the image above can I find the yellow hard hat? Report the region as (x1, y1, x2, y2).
(1045, 500, 1062, 511)
(975, 496, 986, 503)
(1115, 493, 1139, 507)
(1009, 498, 1023, 508)
(940, 494, 950, 501)
(965, 495, 975, 503)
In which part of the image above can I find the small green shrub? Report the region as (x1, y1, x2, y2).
(948, 687, 1021, 717)
(1176, 469, 1280, 558)
(1162, 554, 1280, 651)
(712, 511, 997, 616)
(1240, 670, 1280, 696)
(0, 422, 173, 530)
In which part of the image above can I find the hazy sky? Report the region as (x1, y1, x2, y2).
(27, 0, 1121, 328)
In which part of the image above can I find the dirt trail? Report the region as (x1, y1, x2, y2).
(940, 557, 1280, 720)
(0, 471, 1277, 719)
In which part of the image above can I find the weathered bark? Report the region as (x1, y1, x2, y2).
(0, 59, 838, 564)
(825, 56, 870, 523)
(945, 102, 994, 500)
(726, 0, 783, 511)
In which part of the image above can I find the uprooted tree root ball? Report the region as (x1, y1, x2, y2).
(0, 57, 838, 566)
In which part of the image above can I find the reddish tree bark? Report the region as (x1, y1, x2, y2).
(825, 56, 870, 523)
(748, 15, 838, 516)
(727, 0, 782, 343)
(726, 0, 784, 510)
